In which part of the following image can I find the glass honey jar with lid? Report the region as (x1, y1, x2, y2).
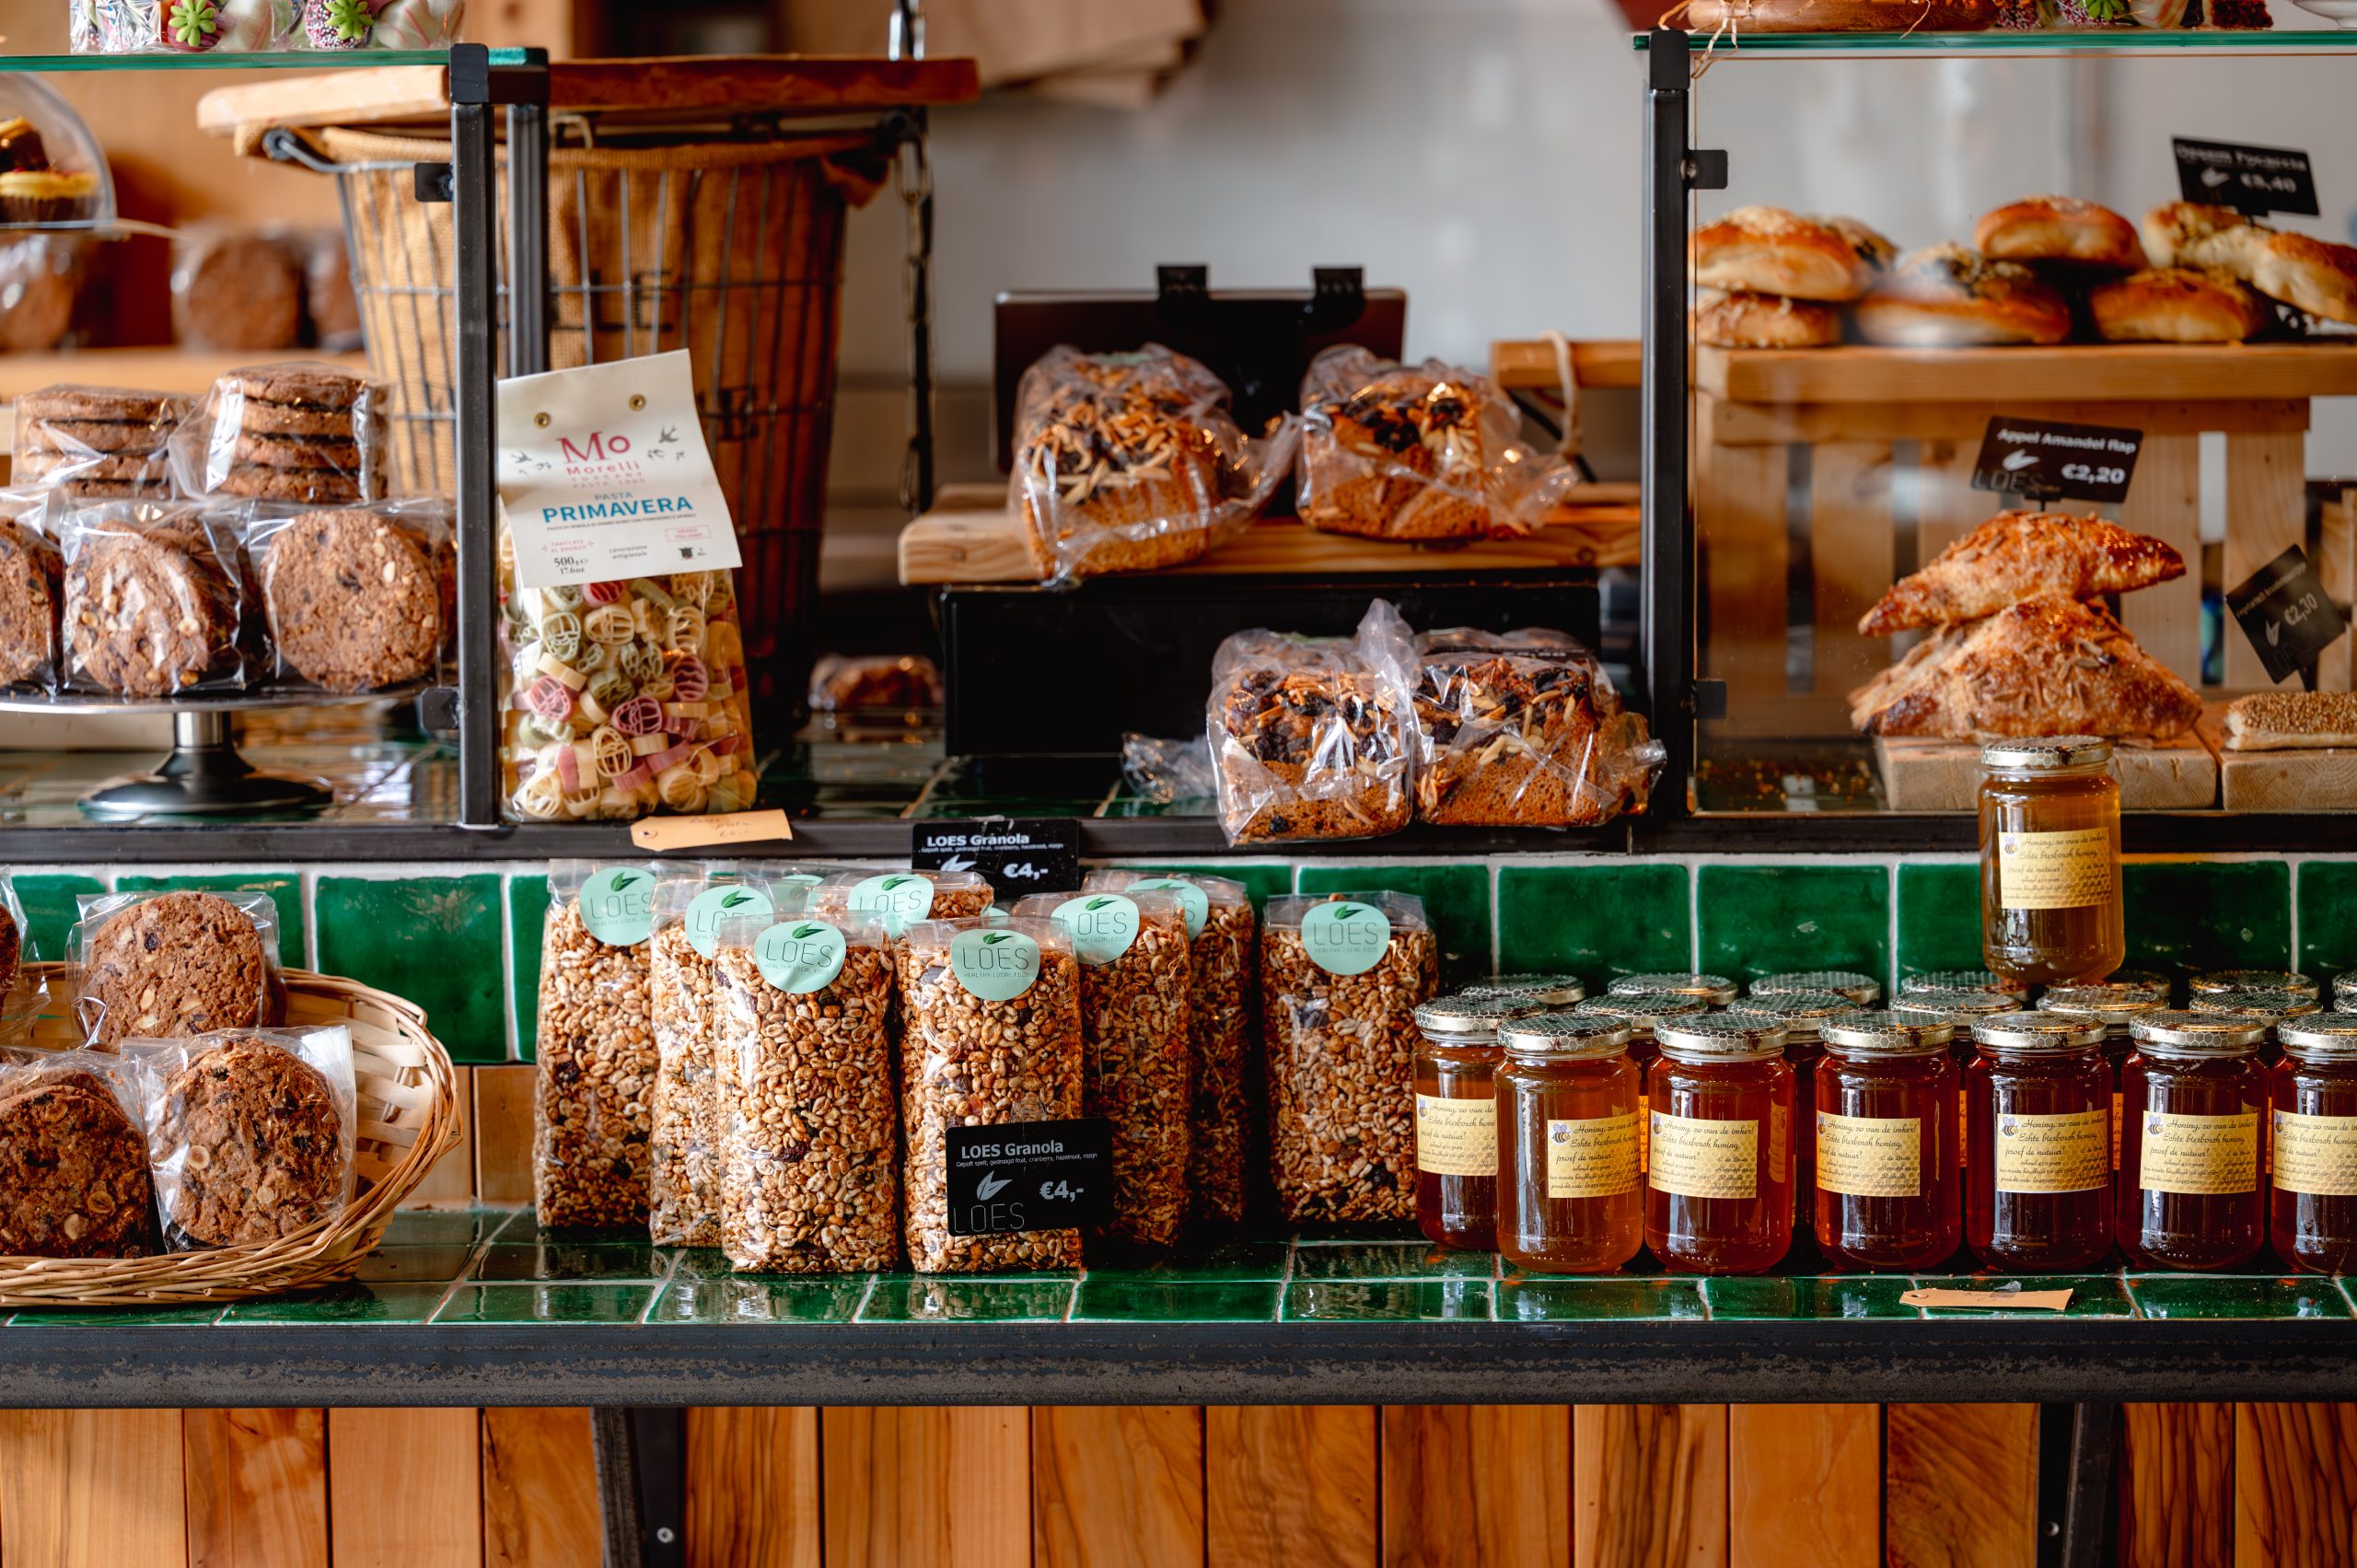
(1750, 970, 1883, 1006)
(2184, 989, 2320, 1064)
(1967, 1012, 2114, 1272)
(1411, 993, 1549, 1251)
(1724, 992, 1865, 1241)
(1609, 971, 1738, 1008)
(1457, 972, 1588, 1010)
(2270, 1014, 2357, 1275)
(1899, 970, 2028, 1004)
(1980, 736, 2125, 990)
(2040, 988, 2171, 1171)
(1815, 1013, 1961, 1272)
(2336, 971, 2357, 1010)
(2191, 970, 2318, 1001)
(1895, 990, 2017, 1179)
(2106, 970, 2174, 1003)
(1576, 992, 1712, 1170)
(1495, 1015, 1644, 1273)
(2120, 1012, 2268, 1272)
(1646, 1016, 1794, 1275)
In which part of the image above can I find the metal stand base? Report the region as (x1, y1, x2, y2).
(78, 713, 331, 819)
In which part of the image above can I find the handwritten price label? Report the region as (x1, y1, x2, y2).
(2174, 137, 2319, 218)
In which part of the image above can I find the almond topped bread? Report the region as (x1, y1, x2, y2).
(1860, 512, 2185, 636)
(2222, 692, 2357, 751)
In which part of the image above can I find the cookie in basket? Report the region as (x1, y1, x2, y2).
(79, 890, 269, 1049)
(0, 1070, 157, 1259)
(158, 1033, 345, 1246)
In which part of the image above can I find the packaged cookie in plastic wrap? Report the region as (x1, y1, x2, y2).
(1409, 627, 1666, 828)
(1015, 889, 1193, 1249)
(1207, 600, 1417, 845)
(533, 860, 661, 1230)
(896, 915, 1085, 1273)
(172, 228, 305, 353)
(170, 361, 386, 506)
(248, 498, 454, 693)
(711, 904, 899, 1273)
(0, 236, 90, 354)
(1297, 344, 1573, 540)
(0, 1048, 156, 1258)
(15, 385, 187, 503)
(0, 873, 30, 1021)
(810, 868, 994, 939)
(0, 494, 64, 694)
(807, 652, 943, 714)
(123, 1024, 356, 1250)
(70, 889, 284, 1051)
(500, 572, 759, 821)
(1012, 344, 1295, 583)
(1261, 891, 1438, 1222)
(55, 500, 250, 698)
(1085, 869, 1259, 1226)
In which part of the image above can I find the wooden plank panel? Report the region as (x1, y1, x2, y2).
(2121, 433, 2205, 691)
(1886, 1404, 2038, 1568)
(683, 1408, 820, 1568)
(481, 1408, 599, 1568)
(184, 1409, 328, 1568)
(821, 1407, 1030, 1568)
(1701, 343, 2357, 404)
(2223, 431, 2309, 690)
(1727, 1406, 1877, 1568)
(1709, 398, 2308, 446)
(1697, 395, 1789, 716)
(1206, 1406, 1377, 1568)
(1573, 1403, 1726, 1568)
(1488, 339, 1645, 390)
(1381, 1405, 1570, 1568)
(1034, 1406, 1204, 1568)
(2121, 1403, 2232, 1568)
(472, 1064, 537, 1206)
(0, 1410, 189, 1568)
(2235, 1402, 2357, 1568)
(327, 1409, 482, 1568)
(1876, 731, 2216, 812)
(2313, 484, 2356, 694)
(1810, 441, 1898, 701)
(1912, 436, 1990, 568)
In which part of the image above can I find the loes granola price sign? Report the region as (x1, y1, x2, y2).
(911, 817, 1083, 899)
(946, 1119, 1114, 1235)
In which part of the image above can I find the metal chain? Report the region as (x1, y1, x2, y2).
(896, 110, 937, 515)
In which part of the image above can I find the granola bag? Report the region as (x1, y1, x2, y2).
(1086, 869, 1258, 1226)
(55, 500, 251, 698)
(245, 497, 456, 694)
(1410, 626, 1666, 827)
(1297, 343, 1573, 540)
(1208, 599, 1417, 844)
(1015, 889, 1193, 1248)
(0, 1047, 156, 1258)
(0, 495, 64, 695)
(810, 868, 994, 939)
(69, 889, 284, 1051)
(124, 1024, 356, 1251)
(712, 906, 899, 1273)
(897, 915, 1085, 1272)
(1013, 344, 1295, 585)
(1261, 891, 1438, 1222)
(534, 860, 661, 1229)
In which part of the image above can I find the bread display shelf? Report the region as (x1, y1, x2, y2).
(1700, 341, 2357, 405)
(1874, 730, 2218, 812)
(2189, 712, 2357, 812)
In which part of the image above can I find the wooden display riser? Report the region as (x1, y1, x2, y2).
(1875, 730, 2220, 811)
(2195, 712, 2357, 812)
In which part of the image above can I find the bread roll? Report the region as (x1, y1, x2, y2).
(2141, 201, 2357, 325)
(1852, 244, 2073, 348)
(1694, 290, 1842, 349)
(1690, 206, 1891, 302)
(2142, 201, 2260, 270)
(2090, 267, 2271, 343)
(1974, 196, 2145, 271)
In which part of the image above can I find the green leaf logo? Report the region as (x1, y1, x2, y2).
(1085, 896, 1115, 912)
(1335, 904, 1364, 920)
(882, 876, 915, 891)
(792, 924, 821, 940)
(982, 932, 1011, 946)
(721, 889, 753, 909)
(616, 869, 651, 889)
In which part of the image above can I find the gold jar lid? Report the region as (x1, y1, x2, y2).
(2190, 969, 2317, 999)
(1574, 992, 1711, 1031)
(2039, 988, 2172, 1030)
(1655, 1015, 1787, 1062)
(1821, 1011, 1955, 1057)
(1498, 1014, 1632, 1060)
(1749, 970, 1883, 1005)
(1457, 972, 1588, 1007)
(2277, 1013, 2357, 1061)
(1980, 735, 2113, 769)
(2187, 988, 2321, 1023)
(1971, 1011, 2107, 1053)
(1899, 970, 2026, 999)
(1414, 994, 1548, 1041)
(1895, 992, 2019, 1025)
(2129, 1010, 2267, 1057)
(2105, 970, 2173, 1000)
(1723, 992, 1864, 1043)
(1608, 971, 1737, 1006)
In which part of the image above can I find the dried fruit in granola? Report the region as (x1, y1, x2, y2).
(533, 863, 659, 1230)
(1410, 627, 1665, 827)
(1208, 604, 1416, 845)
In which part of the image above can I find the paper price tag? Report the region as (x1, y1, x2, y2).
(2227, 544, 2349, 686)
(1971, 416, 2142, 506)
(2173, 137, 2320, 217)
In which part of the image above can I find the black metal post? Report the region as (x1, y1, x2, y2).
(2058, 1401, 2118, 1568)
(506, 99, 551, 379)
(591, 1406, 646, 1568)
(1640, 30, 1697, 815)
(449, 47, 502, 830)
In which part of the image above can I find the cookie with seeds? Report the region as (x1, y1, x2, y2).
(261, 506, 446, 691)
(0, 1072, 157, 1258)
(157, 1034, 343, 1246)
(77, 890, 268, 1049)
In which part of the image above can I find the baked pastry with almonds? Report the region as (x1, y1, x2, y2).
(2142, 202, 2357, 324)
(1694, 290, 1842, 349)
(2221, 692, 2357, 751)
(1860, 512, 2185, 635)
(1690, 206, 1893, 302)
(2090, 267, 2271, 343)
(1854, 245, 2073, 347)
(1850, 596, 2203, 740)
(1974, 197, 2145, 272)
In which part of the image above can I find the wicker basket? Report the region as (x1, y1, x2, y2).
(0, 966, 461, 1310)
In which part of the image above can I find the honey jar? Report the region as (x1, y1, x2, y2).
(1496, 1015, 1645, 1273)
(2336, 971, 2357, 1010)
(1609, 971, 1738, 1007)
(2181, 988, 2319, 1065)
(1896, 990, 2020, 1180)
(1646, 1016, 1794, 1275)
(1979, 737, 2125, 990)
(2271, 1015, 2357, 1275)
(1899, 970, 2027, 1003)
(2038, 988, 2170, 1170)
(2120, 1012, 2268, 1272)
(1724, 992, 1865, 1240)
(1816, 1013, 1961, 1272)
(1457, 972, 1588, 1010)
(2191, 970, 2318, 1001)
(2107, 970, 2174, 1003)
(1412, 994, 1548, 1251)
(1575, 992, 1711, 1171)
(1750, 970, 1883, 1006)
(1967, 1012, 2114, 1272)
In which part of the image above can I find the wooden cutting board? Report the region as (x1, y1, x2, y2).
(1684, 0, 1993, 31)
(2199, 712, 2357, 811)
(1875, 730, 2219, 812)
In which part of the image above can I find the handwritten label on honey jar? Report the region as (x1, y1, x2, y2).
(1817, 1112, 1921, 1198)
(1997, 829, 2114, 912)
(1414, 1095, 1497, 1178)
(2274, 1111, 2357, 1196)
(2139, 1111, 2258, 1196)
(1992, 1109, 2109, 1194)
(1647, 1114, 1758, 1200)
(1547, 1114, 1641, 1199)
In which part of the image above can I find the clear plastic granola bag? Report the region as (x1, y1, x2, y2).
(1207, 598, 1417, 844)
(1261, 891, 1438, 1222)
(809, 868, 994, 938)
(1297, 343, 1574, 540)
(1015, 889, 1193, 1249)
(0, 493, 64, 695)
(55, 500, 250, 698)
(534, 859, 661, 1230)
(712, 904, 899, 1273)
(1013, 343, 1296, 585)
(1085, 869, 1258, 1227)
(123, 1024, 356, 1251)
(0, 1046, 157, 1258)
(647, 864, 776, 1248)
(246, 496, 455, 694)
(1409, 626, 1666, 828)
(896, 915, 1085, 1273)
(69, 888, 284, 1051)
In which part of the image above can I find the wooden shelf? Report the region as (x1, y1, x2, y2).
(1488, 338, 1642, 391)
(1698, 341, 2357, 405)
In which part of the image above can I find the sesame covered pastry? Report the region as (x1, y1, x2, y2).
(2222, 692, 2357, 751)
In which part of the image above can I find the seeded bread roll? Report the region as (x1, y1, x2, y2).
(1694, 289, 1842, 348)
(1853, 244, 2073, 347)
(1974, 196, 2146, 272)
(2090, 267, 2271, 343)
(1690, 206, 1893, 302)
(2223, 692, 2357, 751)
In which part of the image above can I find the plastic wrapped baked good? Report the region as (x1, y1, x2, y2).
(1409, 627, 1666, 827)
(248, 499, 453, 693)
(15, 384, 187, 503)
(809, 868, 993, 938)
(171, 360, 387, 506)
(55, 501, 248, 697)
(1208, 601, 1416, 845)
(0, 236, 89, 354)
(0, 504, 64, 694)
(172, 229, 306, 352)
(0, 1048, 156, 1258)
(647, 865, 779, 1248)
(500, 569, 759, 821)
(71, 889, 284, 1051)
(0, 874, 26, 1006)
(75, 0, 301, 52)
(533, 861, 659, 1230)
(1261, 892, 1438, 1222)
(807, 652, 943, 713)
(1297, 344, 1572, 541)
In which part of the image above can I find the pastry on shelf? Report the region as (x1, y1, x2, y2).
(2091, 267, 2272, 343)
(1854, 244, 2073, 347)
(2142, 202, 2357, 325)
(1694, 289, 1842, 349)
(1859, 512, 2186, 635)
(2220, 693, 2357, 752)
(1690, 206, 1894, 303)
(1973, 196, 2145, 273)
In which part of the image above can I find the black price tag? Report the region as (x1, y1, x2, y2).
(2227, 545, 2348, 685)
(2173, 137, 2320, 217)
(911, 817, 1083, 899)
(946, 1119, 1113, 1236)
(1971, 416, 2143, 506)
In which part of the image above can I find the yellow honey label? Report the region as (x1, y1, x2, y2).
(2137, 1110, 2258, 1197)
(1991, 1109, 2109, 1195)
(2274, 1111, 2357, 1196)
(1958, 1088, 1969, 1167)
(1638, 1093, 1650, 1168)
(1997, 828, 2114, 912)
(1769, 1101, 1789, 1186)
(1817, 1112, 1922, 1199)
(1546, 1114, 1641, 1200)
(2111, 1091, 2123, 1172)
(1648, 1113, 1758, 1200)
(1414, 1094, 1497, 1178)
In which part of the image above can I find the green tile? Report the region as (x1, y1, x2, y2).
(1910, 1275, 2138, 1318)
(2123, 862, 2291, 977)
(1696, 864, 1890, 987)
(1495, 864, 1691, 987)
(6, 873, 104, 965)
(1282, 1280, 1492, 1320)
(2126, 1275, 2349, 1319)
(1295, 864, 1492, 987)
(474, 1240, 671, 1282)
(1288, 1243, 1494, 1282)
(116, 874, 305, 966)
(1895, 863, 1984, 977)
(654, 1275, 870, 1324)
(1074, 1279, 1283, 1321)
(1079, 1239, 1292, 1283)
(316, 875, 506, 1063)
(509, 874, 551, 1061)
(858, 1278, 1076, 1322)
(1113, 863, 1295, 918)
(224, 1283, 455, 1324)
(2295, 862, 2357, 979)
(354, 1245, 478, 1283)
(8, 1304, 225, 1326)
(1496, 1277, 1708, 1321)
(380, 1208, 516, 1249)
(434, 1283, 656, 1324)
(1701, 1275, 1921, 1319)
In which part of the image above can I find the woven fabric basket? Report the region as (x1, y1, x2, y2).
(0, 966, 461, 1310)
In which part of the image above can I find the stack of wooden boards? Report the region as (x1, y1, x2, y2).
(781, 0, 1205, 109)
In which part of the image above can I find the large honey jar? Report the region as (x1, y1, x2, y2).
(1646, 1016, 1794, 1275)
(1815, 1013, 1961, 1272)
(1496, 1015, 1645, 1273)
(1967, 1012, 2114, 1272)
(1979, 737, 2125, 990)
(2120, 1012, 2267, 1272)
(1411, 994, 1547, 1251)
(2271, 1014, 2357, 1275)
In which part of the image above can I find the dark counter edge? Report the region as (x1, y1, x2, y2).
(6, 1318, 2355, 1408)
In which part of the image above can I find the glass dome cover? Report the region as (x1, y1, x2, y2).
(0, 76, 115, 232)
